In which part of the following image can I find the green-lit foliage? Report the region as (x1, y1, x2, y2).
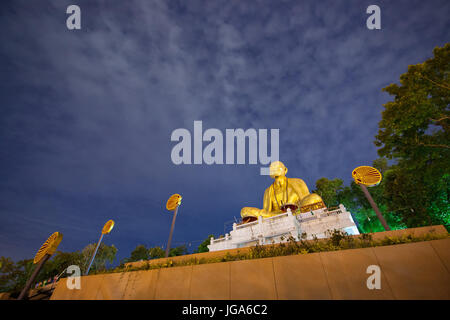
(352, 204, 406, 233)
(314, 158, 407, 233)
(427, 173, 450, 228)
(374, 43, 449, 230)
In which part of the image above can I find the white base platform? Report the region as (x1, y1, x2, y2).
(208, 204, 360, 252)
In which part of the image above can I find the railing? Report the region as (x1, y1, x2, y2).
(208, 204, 356, 251)
(296, 216, 317, 223)
(265, 212, 289, 221)
(297, 207, 344, 222)
(233, 224, 260, 241)
(211, 237, 227, 244)
(236, 220, 258, 229)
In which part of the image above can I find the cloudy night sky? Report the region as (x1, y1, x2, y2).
(0, 0, 448, 263)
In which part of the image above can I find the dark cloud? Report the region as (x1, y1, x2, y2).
(0, 0, 448, 262)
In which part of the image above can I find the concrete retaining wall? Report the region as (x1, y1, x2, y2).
(125, 225, 448, 269)
(51, 236, 450, 300)
(0, 292, 10, 300)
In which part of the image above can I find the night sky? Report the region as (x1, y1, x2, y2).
(0, 0, 449, 264)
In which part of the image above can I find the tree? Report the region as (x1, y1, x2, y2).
(382, 165, 449, 228)
(0, 257, 17, 293)
(313, 178, 344, 207)
(168, 245, 188, 257)
(128, 245, 150, 262)
(195, 235, 214, 253)
(335, 182, 404, 233)
(311, 158, 406, 233)
(1, 245, 118, 296)
(120, 245, 152, 265)
(1, 250, 87, 296)
(147, 245, 187, 259)
(39, 250, 84, 281)
(0, 258, 34, 297)
(372, 157, 389, 175)
(81, 242, 117, 273)
(375, 44, 449, 159)
(149, 246, 165, 259)
(374, 44, 450, 229)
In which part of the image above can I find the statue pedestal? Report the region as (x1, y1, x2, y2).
(208, 204, 359, 252)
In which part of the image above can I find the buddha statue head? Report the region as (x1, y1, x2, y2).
(269, 161, 288, 179)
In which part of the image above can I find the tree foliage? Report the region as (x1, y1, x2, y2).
(313, 158, 407, 233)
(121, 244, 189, 265)
(149, 246, 165, 259)
(195, 235, 214, 253)
(81, 242, 117, 273)
(129, 245, 150, 262)
(1, 259, 35, 296)
(313, 178, 344, 207)
(168, 245, 188, 257)
(0, 251, 85, 296)
(374, 43, 449, 229)
(375, 44, 449, 159)
(314, 44, 449, 231)
(0, 257, 28, 294)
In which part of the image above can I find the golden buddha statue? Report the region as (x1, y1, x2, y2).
(241, 161, 326, 222)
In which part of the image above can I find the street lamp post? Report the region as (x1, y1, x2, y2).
(352, 166, 391, 231)
(18, 232, 63, 300)
(165, 194, 182, 258)
(85, 219, 115, 276)
(358, 183, 390, 231)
